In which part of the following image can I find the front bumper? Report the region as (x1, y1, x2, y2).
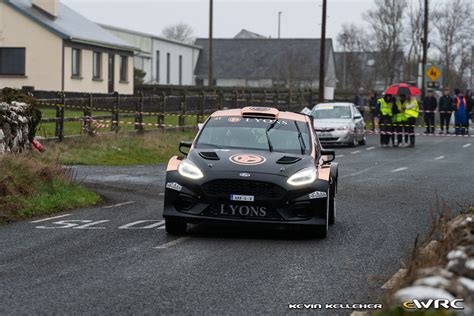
(317, 130, 355, 144)
(163, 171, 329, 227)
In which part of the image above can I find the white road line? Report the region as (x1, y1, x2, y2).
(340, 166, 375, 179)
(462, 143, 472, 148)
(350, 150, 361, 154)
(118, 220, 165, 229)
(366, 147, 375, 150)
(30, 214, 71, 223)
(434, 156, 445, 160)
(102, 201, 134, 209)
(336, 154, 345, 158)
(154, 237, 191, 249)
(391, 167, 408, 173)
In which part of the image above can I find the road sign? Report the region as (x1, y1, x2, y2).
(426, 65, 441, 81)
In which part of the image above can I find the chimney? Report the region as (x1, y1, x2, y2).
(32, 0, 58, 18)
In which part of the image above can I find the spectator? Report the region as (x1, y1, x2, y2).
(368, 90, 378, 131)
(353, 88, 366, 119)
(423, 90, 437, 134)
(466, 89, 473, 134)
(453, 88, 468, 135)
(438, 88, 453, 134)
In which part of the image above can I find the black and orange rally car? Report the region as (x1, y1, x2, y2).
(163, 106, 338, 237)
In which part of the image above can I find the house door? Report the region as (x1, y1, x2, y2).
(108, 54, 115, 93)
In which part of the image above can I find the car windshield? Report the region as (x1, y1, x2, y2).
(311, 105, 352, 119)
(195, 116, 312, 155)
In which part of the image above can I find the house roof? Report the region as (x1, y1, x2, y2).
(99, 23, 202, 50)
(234, 29, 267, 39)
(4, 0, 136, 51)
(194, 38, 334, 80)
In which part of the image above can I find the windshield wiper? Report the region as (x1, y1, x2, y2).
(265, 120, 278, 152)
(294, 121, 306, 155)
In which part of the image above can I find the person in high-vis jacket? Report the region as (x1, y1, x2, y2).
(453, 88, 468, 135)
(394, 94, 408, 147)
(376, 94, 396, 147)
(405, 95, 420, 147)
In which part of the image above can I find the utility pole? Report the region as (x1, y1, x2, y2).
(208, 0, 213, 88)
(342, 33, 347, 90)
(278, 11, 282, 38)
(318, 0, 327, 102)
(421, 0, 428, 97)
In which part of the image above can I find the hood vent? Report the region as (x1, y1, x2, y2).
(199, 151, 220, 160)
(276, 156, 302, 164)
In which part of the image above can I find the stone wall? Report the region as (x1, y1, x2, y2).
(0, 102, 36, 154)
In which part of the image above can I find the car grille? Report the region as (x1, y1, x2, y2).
(202, 179, 286, 199)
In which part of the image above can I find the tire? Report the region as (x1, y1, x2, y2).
(358, 136, 366, 145)
(165, 219, 187, 235)
(349, 133, 358, 147)
(328, 165, 338, 225)
(328, 197, 336, 225)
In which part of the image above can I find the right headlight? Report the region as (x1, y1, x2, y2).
(178, 159, 204, 180)
(287, 167, 317, 186)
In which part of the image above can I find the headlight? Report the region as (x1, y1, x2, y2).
(336, 125, 354, 131)
(287, 167, 317, 186)
(178, 160, 204, 180)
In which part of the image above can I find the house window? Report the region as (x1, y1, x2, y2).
(71, 48, 81, 77)
(179, 55, 183, 85)
(0, 48, 26, 75)
(166, 53, 170, 84)
(120, 55, 128, 82)
(92, 51, 102, 79)
(156, 50, 160, 83)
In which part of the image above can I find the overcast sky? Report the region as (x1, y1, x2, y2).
(62, 0, 374, 47)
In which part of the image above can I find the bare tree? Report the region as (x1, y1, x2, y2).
(405, 0, 426, 82)
(336, 23, 375, 90)
(432, 0, 472, 89)
(161, 23, 195, 44)
(364, 0, 406, 85)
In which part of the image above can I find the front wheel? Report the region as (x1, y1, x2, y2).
(328, 198, 336, 225)
(358, 135, 366, 145)
(165, 219, 187, 235)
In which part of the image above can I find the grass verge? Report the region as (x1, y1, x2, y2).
(38, 130, 198, 166)
(0, 155, 100, 224)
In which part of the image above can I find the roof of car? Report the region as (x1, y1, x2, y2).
(210, 107, 308, 122)
(314, 102, 354, 108)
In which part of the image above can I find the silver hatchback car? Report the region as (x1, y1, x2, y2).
(311, 103, 366, 147)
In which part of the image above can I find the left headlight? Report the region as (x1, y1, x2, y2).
(178, 159, 204, 180)
(287, 167, 317, 186)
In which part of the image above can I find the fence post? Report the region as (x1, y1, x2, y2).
(218, 90, 224, 110)
(55, 92, 65, 142)
(287, 89, 292, 111)
(135, 92, 144, 133)
(112, 92, 119, 133)
(309, 89, 313, 107)
(275, 89, 279, 109)
(250, 91, 254, 105)
(234, 90, 238, 108)
(299, 89, 303, 107)
(198, 90, 205, 124)
(83, 93, 93, 136)
(158, 92, 166, 130)
(179, 90, 187, 130)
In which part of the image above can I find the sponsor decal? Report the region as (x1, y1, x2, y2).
(238, 172, 251, 177)
(218, 204, 267, 217)
(166, 182, 182, 192)
(230, 194, 254, 202)
(229, 154, 266, 166)
(402, 299, 464, 310)
(309, 191, 327, 199)
(247, 106, 271, 111)
(228, 117, 241, 123)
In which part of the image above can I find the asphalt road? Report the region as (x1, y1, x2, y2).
(1, 134, 473, 315)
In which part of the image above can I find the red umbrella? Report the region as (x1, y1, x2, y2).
(384, 83, 422, 96)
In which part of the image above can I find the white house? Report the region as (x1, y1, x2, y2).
(0, 0, 136, 94)
(101, 24, 201, 86)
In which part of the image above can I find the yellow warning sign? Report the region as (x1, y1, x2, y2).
(426, 65, 441, 81)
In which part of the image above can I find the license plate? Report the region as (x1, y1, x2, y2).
(230, 194, 254, 202)
(320, 133, 332, 138)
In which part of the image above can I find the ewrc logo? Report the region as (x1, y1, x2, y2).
(403, 299, 464, 310)
(309, 191, 327, 199)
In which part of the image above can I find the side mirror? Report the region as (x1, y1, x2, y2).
(179, 141, 193, 155)
(321, 148, 335, 164)
(354, 115, 362, 119)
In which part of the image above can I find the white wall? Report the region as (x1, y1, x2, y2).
(151, 39, 200, 85)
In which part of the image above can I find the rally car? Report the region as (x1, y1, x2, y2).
(163, 106, 339, 238)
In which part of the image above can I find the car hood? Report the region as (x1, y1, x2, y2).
(314, 119, 354, 129)
(187, 148, 315, 178)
